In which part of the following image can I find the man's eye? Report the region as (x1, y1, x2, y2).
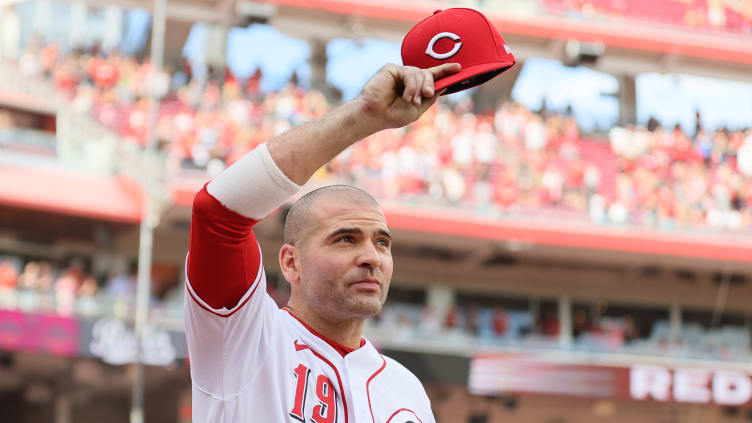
(377, 239, 391, 247)
(337, 235, 355, 243)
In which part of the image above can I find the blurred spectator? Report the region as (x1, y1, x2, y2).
(19, 261, 55, 294)
(0, 258, 19, 291)
(104, 262, 137, 300)
(466, 303, 481, 335)
(445, 304, 459, 330)
(54, 259, 86, 315)
(540, 309, 560, 337)
(622, 315, 639, 343)
(491, 307, 508, 337)
(572, 308, 592, 338)
(78, 274, 99, 298)
(0, 109, 14, 129)
(420, 304, 442, 334)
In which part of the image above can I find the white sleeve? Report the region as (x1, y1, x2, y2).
(207, 142, 301, 219)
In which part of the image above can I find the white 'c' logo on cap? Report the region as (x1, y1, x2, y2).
(425, 32, 462, 60)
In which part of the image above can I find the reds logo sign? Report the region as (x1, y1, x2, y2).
(630, 365, 752, 405)
(425, 32, 462, 60)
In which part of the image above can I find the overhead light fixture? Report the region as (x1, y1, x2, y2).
(236, 1, 278, 24)
(564, 39, 605, 67)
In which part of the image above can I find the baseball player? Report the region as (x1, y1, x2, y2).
(185, 62, 461, 423)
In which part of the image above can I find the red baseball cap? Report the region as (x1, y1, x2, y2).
(401, 8, 516, 95)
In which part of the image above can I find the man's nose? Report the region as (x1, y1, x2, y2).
(356, 242, 381, 269)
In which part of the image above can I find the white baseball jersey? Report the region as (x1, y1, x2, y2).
(184, 143, 435, 423)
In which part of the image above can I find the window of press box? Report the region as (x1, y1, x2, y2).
(383, 285, 426, 305)
(453, 293, 560, 338)
(454, 292, 531, 311)
(681, 308, 751, 356)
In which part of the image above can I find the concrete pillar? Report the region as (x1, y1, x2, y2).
(618, 73, 637, 126)
(205, 23, 228, 74)
(426, 285, 455, 325)
(558, 295, 573, 348)
(34, 0, 53, 42)
(471, 59, 524, 114)
(0, 5, 20, 60)
(102, 5, 124, 53)
(309, 38, 328, 93)
(669, 302, 682, 345)
(144, 18, 193, 73)
(529, 297, 540, 327)
(69, 2, 88, 49)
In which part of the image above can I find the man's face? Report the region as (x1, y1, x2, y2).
(296, 197, 393, 320)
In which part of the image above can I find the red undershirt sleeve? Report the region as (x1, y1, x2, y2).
(188, 184, 260, 310)
(185, 142, 302, 312)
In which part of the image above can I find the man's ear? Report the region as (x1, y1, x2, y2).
(279, 244, 300, 285)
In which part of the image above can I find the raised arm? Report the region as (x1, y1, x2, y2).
(268, 63, 461, 184)
(187, 63, 460, 310)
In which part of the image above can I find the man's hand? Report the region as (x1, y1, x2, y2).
(358, 63, 461, 130)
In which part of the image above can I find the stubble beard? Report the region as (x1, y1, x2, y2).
(316, 278, 386, 320)
(341, 292, 384, 318)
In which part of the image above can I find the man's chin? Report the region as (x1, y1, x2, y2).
(345, 298, 383, 318)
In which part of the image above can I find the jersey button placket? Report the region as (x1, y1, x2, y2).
(344, 359, 369, 423)
(338, 363, 358, 423)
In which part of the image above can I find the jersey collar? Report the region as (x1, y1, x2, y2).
(283, 307, 366, 357)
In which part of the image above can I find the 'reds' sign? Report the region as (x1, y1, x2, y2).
(631, 365, 752, 406)
(470, 354, 752, 406)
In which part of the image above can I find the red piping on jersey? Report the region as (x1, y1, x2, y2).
(185, 267, 263, 318)
(385, 408, 424, 423)
(291, 341, 350, 423)
(283, 308, 365, 356)
(366, 356, 387, 423)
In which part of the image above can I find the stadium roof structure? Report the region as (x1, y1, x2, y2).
(0, 166, 143, 224)
(255, 0, 752, 83)
(73, 0, 240, 24)
(72, 0, 751, 82)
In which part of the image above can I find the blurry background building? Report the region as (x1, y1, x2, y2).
(0, 0, 751, 422)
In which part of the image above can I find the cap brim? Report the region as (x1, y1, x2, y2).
(434, 61, 515, 95)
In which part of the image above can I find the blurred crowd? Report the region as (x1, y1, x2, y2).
(605, 122, 752, 231)
(16, 40, 326, 175)
(0, 255, 180, 316)
(373, 301, 561, 345)
(11, 42, 752, 233)
(327, 101, 752, 233)
(372, 298, 751, 360)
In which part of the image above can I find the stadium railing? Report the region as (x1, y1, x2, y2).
(0, 284, 748, 364)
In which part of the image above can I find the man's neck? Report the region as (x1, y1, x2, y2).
(286, 304, 365, 350)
